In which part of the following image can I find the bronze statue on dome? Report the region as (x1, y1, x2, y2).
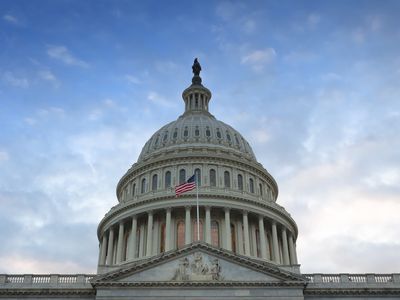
(192, 58, 201, 76)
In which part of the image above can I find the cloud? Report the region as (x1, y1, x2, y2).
(154, 61, 178, 73)
(2, 71, 29, 88)
(147, 91, 175, 107)
(241, 48, 276, 71)
(38, 70, 59, 87)
(3, 14, 19, 24)
(0, 151, 9, 162)
(307, 13, 321, 27)
(125, 74, 141, 84)
(47, 45, 89, 67)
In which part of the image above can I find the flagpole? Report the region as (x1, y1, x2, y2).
(196, 174, 200, 241)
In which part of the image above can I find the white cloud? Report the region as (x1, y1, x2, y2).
(24, 118, 37, 126)
(241, 48, 276, 71)
(242, 19, 256, 33)
(2, 71, 29, 88)
(125, 74, 141, 84)
(147, 91, 175, 107)
(3, 14, 18, 24)
(47, 45, 89, 67)
(0, 151, 9, 162)
(154, 61, 178, 73)
(307, 13, 321, 27)
(38, 70, 59, 87)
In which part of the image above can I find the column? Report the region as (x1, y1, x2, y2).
(146, 211, 153, 256)
(281, 228, 290, 265)
(224, 208, 232, 251)
(116, 222, 125, 263)
(106, 227, 114, 265)
(165, 208, 172, 251)
(205, 206, 211, 244)
(128, 215, 137, 259)
(242, 211, 250, 255)
(99, 234, 107, 265)
(258, 215, 267, 259)
(288, 233, 298, 264)
(185, 206, 191, 244)
(272, 221, 280, 263)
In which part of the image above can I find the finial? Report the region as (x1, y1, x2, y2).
(191, 58, 202, 85)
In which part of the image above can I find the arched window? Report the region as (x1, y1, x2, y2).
(238, 174, 243, 191)
(179, 169, 186, 184)
(165, 171, 171, 188)
(141, 178, 146, 193)
(259, 183, 263, 196)
(163, 131, 168, 142)
(183, 127, 189, 137)
(210, 169, 216, 187)
(195, 128, 200, 136)
(216, 130, 221, 139)
(194, 168, 201, 186)
(192, 220, 203, 241)
(132, 183, 136, 196)
(176, 221, 185, 248)
(249, 178, 254, 193)
(206, 128, 211, 137)
(211, 221, 219, 247)
(173, 129, 178, 139)
(224, 171, 230, 188)
(160, 223, 166, 253)
(231, 223, 236, 253)
(152, 174, 158, 191)
(226, 131, 231, 143)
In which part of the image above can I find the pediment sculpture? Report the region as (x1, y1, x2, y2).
(172, 253, 222, 281)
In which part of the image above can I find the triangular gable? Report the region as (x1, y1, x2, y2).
(92, 242, 306, 284)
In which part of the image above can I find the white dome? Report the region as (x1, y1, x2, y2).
(138, 113, 256, 162)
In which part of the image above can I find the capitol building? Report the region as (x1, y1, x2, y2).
(1, 60, 399, 299)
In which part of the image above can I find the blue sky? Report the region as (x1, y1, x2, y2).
(1, 0, 400, 274)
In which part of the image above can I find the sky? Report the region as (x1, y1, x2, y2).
(1, 0, 400, 275)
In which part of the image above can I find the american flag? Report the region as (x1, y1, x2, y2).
(175, 174, 196, 196)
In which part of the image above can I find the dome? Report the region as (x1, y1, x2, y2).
(138, 113, 256, 162)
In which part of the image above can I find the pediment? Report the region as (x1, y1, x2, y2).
(92, 243, 305, 286)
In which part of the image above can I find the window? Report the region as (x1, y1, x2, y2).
(154, 136, 159, 147)
(176, 221, 185, 248)
(226, 131, 231, 142)
(259, 183, 263, 196)
(165, 171, 171, 188)
(210, 169, 216, 187)
(195, 127, 200, 136)
(173, 129, 178, 139)
(163, 132, 168, 142)
(206, 128, 211, 137)
(141, 178, 146, 193)
(238, 174, 243, 191)
(192, 220, 203, 241)
(211, 221, 219, 247)
(224, 171, 230, 188)
(183, 127, 188, 137)
(216, 130, 221, 138)
(235, 135, 240, 146)
(249, 178, 254, 193)
(132, 183, 136, 196)
(179, 169, 186, 184)
(152, 174, 158, 191)
(194, 168, 201, 186)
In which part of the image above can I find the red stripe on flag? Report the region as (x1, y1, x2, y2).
(175, 182, 196, 196)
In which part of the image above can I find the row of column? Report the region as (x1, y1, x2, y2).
(98, 207, 298, 266)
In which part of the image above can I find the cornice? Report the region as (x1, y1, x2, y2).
(0, 288, 95, 296)
(304, 287, 400, 296)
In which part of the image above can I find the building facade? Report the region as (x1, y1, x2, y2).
(1, 60, 399, 299)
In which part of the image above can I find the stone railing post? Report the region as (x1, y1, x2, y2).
(77, 275, 85, 284)
(24, 275, 32, 284)
(313, 274, 323, 283)
(393, 274, 400, 283)
(366, 273, 375, 283)
(0, 275, 6, 284)
(50, 274, 58, 285)
(340, 274, 349, 283)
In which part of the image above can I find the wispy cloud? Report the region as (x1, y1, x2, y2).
(38, 70, 59, 87)
(0, 150, 9, 162)
(2, 72, 29, 88)
(241, 48, 276, 71)
(147, 91, 175, 107)
(3, 14, 19, 25)
(47, 46, 89, 67)
(125, 74, 141, 84)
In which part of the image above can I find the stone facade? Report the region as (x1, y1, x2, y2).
(1, 61, 399, 299)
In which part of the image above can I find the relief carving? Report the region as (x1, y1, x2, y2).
(172, 253, 222, 281)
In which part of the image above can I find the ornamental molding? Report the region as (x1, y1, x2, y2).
(304, 288, 400, 296)
(0, 288, 95, 296)
(97, 192, 297, 238)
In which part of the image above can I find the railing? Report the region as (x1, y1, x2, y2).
(304, 274, 400, 284)
(0, 274, 94, 286)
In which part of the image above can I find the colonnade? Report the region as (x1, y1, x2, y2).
(98, 206, 298, 267)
